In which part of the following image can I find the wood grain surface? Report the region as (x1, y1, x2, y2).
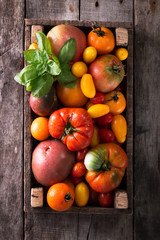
(0, 0, 160, 239)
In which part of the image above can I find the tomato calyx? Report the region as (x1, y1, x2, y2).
(112, 60, 124, 74)
(105, 91, 120, 103)
(65, 192, 73, 202)
(101, 161, 111, 171)
(92, 26, 105, 37)
(61, 115, 83, 141)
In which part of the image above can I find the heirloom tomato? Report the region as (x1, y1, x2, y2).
(87, 104, 110, 118)
(111, 115, 127, 143)
(89, 55, 125, 93)
(80, 74, 96, 98)
(105, 91, 126, 115)
(48, 108, 94, 151)
(84, 143, 128, 193)
(88, 27, 115, 55)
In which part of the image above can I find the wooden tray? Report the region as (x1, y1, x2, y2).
(24, 19, 133, 214)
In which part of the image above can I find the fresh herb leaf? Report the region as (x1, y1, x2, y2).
(23, 49, 42, 64)
(36, 63, 46, 76)
(14, 65, 38, 85)
(36, 32, 52, 54)
(28, 73, 55, 98)
(49, 54, 60, 67)
(46, 59, 61, 76)
(59, 38, 76, 64)
(57, 63, 77, 88)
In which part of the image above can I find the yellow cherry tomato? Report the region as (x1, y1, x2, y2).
(75, 182, 89, 207)
(87, 104, 110, 118)
(111, 115, 127, 143)
(83, 46, 97, 64)
(71, 61, 88, 78)
(80, 73, 96, 98)
(28, 43, 38, 50)
(105, 91, 126, 115)
(114, 48, 128, 61)
(90, 125, 100, 147)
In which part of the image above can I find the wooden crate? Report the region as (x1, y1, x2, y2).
(24, 19, 133, 214)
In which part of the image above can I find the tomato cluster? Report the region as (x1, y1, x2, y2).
(29, 25, 129, 212)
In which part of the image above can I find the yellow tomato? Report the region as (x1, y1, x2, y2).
(87, 104, 110, 118)
(28, 43, 38, 50)
(75, 182, 89, 207)
(114, 48, 128, 61)
(90, 125, 100, 147)
(83, 46, 97, 64)
(111, 114, 127, 143)
(80, 74, 96, 98)
(71, 61, 88, 78)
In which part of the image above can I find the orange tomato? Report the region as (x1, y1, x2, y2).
(105, 91, 126, 115)
(88, 27, 115, 55)
(28, 43, 38, 50)
(47, 183, 74, 211)
(80, 74, 96, 98)
(71, 61, 88, 78)
(31, 117, 50, 141)
(56, 79, 88, 107)
(111, 115, 127, 143)
(114, 48, 128, 61)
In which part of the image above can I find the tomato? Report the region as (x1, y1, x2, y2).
(90, 92, 105, 104)
(80, 74, 96, 98)
(98, 129, 115, 143)
(83, 46, 97, 64)
(69, 174, 83, 185)
(98, 192, 114, 207)
(114, 48, 128, 61)
(90, 125, 100, 147)
(88, 187, 99, 206)
(85, 101, 94, 110)
(47, 183, 74, 211)
(84, 143, 128, 192)
(76, 148, 88, 162)
(96, 113, 113, 126)
(75, 182, 89, 207)
(88, 27, 115, 55)
(56, 79, 88, 107)
(28, 43, 38, 50)
(48, 108, 94, 151)
(71, 61, 88, 78)
(62, 178, 75, 191)
(104, 91, 126, 115)
(87, 104, 110, 118)
(31, 117, 50, 141)
(89, 55, 125, 93)
(72, 162, 86, 177)
(111, 115, 127, 143)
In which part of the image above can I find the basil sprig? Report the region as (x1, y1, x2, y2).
(14, 32, 77, 97)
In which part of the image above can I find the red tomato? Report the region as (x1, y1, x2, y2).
(88, 187, 99, 206)
(48, 108, 94, 151)
(76, 148, 88, 162)
(98, 129, 115, 143)
(96, 113, 113, 126)
(72, 162, 87, 177)
(98, 192, 114, 207)
(70, 174, 83, 185)
(90, 92, 105, 104)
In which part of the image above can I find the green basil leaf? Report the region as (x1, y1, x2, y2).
(14, 65, 38, 85)
(23, 49, 42, 64)
(36, 63, 46, 76)
(59, 38, 76, 64)
(28, 73, 55, 98)
(57, 64, 77, 88)
(46, 60, 61, 76)
(36, 32, 52, 54)
(49, 54, 60, 67)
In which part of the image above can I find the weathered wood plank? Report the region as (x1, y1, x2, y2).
(134, 1, 160, 239)
(26, 0, 79, 20)
(0, 0, 24, 239)
(80, 0, 133, 22)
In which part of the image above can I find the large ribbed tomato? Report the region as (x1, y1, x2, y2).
(48, 108, 94, 151)
(84, 143, 128, 193)
(89, 54, 125, 93)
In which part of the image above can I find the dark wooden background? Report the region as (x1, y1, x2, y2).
(1, 0, 160, 239)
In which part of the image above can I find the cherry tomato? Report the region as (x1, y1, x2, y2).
(88, 187, 99, 206)
(83, 46, 97, 64)
(98, 192, 114, 207)
(105, 91, 126, 115)
(28, 43, 38, 50)
(111, 115, 127, 143)
(76, 148, 88, 162)
(72, 162, 87, 178)
(70, 174, 83, 185)
(87, 104, 110, 118)
(80, 73, 96, 98)
(96, 113, 113, 126)
(90, 92, 105, 104)
(98, 129, 115, 143)
(90, 125, 100, 147)
(71, 61, 88, 78)
(75, 182, 89, 207)
(114, 48, 128, 61)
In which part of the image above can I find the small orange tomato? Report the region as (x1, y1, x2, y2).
(90, 125, 100, 147)
(114, 48, 128, 61)
(104, 91, 126, 115)
(71, 61, 88, 78)
(28, 43, 38, 50)
(80, 74, 96, 98)
(87, 104, 110, 118)
(31, 117, 50, 141)
(111, 115, 127, 143)
(47, 183, 74, 211)
(88, 27, 115, 55)
(83, 46, 97, 64)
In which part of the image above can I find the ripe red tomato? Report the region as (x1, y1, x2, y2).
(98, 192, 114, 207)
(90, 92, 105, 104)
(72, 162, 86, 177)
(96, 113, 113, 126)
(69, 174, 83, 185)
(98, 129, 115, 143)
(76, 148, 88, 162)
(88, 187, 99, 206)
